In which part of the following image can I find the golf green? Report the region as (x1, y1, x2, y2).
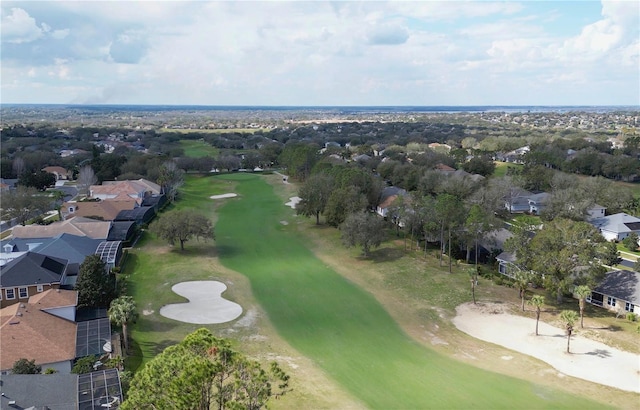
(214, 173, 601, 409)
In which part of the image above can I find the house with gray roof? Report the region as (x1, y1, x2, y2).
(590, 212, 640, 242)
(0, 252, 69, 308)
(587, 270, 639, 314)
(0, 373, 78, 409)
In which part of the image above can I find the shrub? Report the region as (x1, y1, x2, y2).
(626, 312, 637, 322)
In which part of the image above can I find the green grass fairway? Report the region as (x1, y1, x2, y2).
(214, 173, 600, 409)
(179, 140, 219, 158)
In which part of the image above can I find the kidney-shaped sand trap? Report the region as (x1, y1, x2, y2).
(160, 281, 243, 324)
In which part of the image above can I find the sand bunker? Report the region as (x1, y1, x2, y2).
(160, 281, 243, 324)
(453, 302, 640, 393)
(286, 196, 301, 209)
(210, 193, 238, 199)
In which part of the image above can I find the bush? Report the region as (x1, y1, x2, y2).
(626, 312, 637, 322)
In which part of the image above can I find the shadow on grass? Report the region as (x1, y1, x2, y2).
(124, 338, 178, 373)
(367, 246, 405, 263)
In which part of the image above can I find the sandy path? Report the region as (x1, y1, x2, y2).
(453, 302, 640, 393)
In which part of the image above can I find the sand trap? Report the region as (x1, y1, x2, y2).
(453, 302, 640, 393)
(210, 193, 237, 199)
(286, 196, 301, 209)
(160, 281, 243, 324)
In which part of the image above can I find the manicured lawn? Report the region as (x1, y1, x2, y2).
(214, 173, 600, 409)
(179, 140, 219, 158)
(492, 161, 521, 177)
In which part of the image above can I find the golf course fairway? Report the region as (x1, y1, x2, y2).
(214, 174, 602, 409)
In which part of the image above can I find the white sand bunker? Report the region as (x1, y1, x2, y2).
(453, 302, 640, 393)
(210, 193, 237, 199)
(160, 281, 243, 324)
(286, 196, 301, 209)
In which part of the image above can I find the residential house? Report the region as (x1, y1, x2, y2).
(2, 233, 107, 286)
(0, 252, 69, 308)
(504, 190, 549, 214)
(495, 251, 518, 278)
(0, 373, 78, 409)
(434, 163, 456, 174)
(90, 179, 161, 204)
(590, 213, 640, 242)
(0, 296, 76, 373)
(587, 204, 606, 220)
(376, 186, 408, 219)
(587, 270, 639, 314)
(0, 364, 122, 409)
(11, 216, 112, 240)
(61, 197, 138, 221)
(42, 166, 71, 180)
(527, 192, 550, 215)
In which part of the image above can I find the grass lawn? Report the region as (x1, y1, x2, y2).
(493, 161, 521, 177)
(213, 173, 603, 409)
(179, 140, 219, 158)
(124, 173, 635, 408)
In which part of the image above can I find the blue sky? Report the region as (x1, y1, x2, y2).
(1, 1, 638, 106)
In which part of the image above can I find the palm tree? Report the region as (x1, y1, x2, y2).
(527, 295, 545, 336)
(467, 268, 477, 304)
(108, 296, 137, 353)
(559, 310, 578, 353)
(513, 270, 533, 311)
(574, 285, 591, 329)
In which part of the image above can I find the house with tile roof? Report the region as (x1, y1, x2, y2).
(90, 178, 161, 204)
(0, 252, 69, 308)
(61, 197, 138, 221)
(42, 166, 71, 180)
(0, 298, 77, 373)
(11, 216, 112, 240)
(590, 212, 640, 242)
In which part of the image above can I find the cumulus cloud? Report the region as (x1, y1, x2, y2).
(1, 7, 44, 43)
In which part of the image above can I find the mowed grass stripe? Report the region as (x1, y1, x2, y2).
(213, 173, 600, 409)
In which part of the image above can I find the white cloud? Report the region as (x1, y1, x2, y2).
(1, 8, 44, 43)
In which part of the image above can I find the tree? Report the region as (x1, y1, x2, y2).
(574, 285, 591, 329)
(513, 270, 533, 312)
(464, 204, 497, 271)
(340, 212, 388, 257)
(151, 209, 214, 251)
(435, 193, 464, 273)
(324, 186, 368, 227)
(599, 241, 621, 266)
(77, 165, 97, 197)
(467, 268, 477, 304)
(559, 310, 579, 353)
(72, 356, 97, 374)
(122, 328, 289, 410)
(12, 358, 42, 374)
(12, 157, 26, 177)
(109, 296, 138, 353)
(76, 255, 117, 308)
(528, 219, 604, 303)
(157, 160, 184, 202)
(622, 232, 639, 252)
(19, 170, 56, 191)
(2, 186, 50, 225)
(527, 295, 545, 336)
(296, 173, 334, 224)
